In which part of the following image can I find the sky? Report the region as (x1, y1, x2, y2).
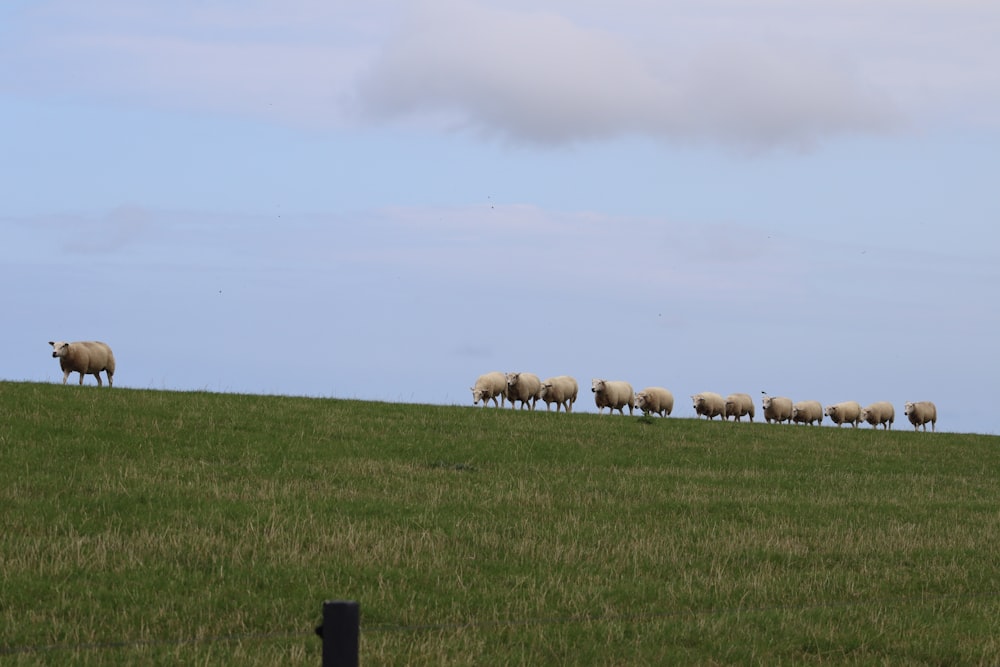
(2, 0, 998, 434)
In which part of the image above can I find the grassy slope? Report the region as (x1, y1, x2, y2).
(1, 381, 999, 665)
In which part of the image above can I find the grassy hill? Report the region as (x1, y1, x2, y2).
(2, 381, 999, 665)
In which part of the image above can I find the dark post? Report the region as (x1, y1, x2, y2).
(317, 600, 360, 667)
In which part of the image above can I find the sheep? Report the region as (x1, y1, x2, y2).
(591, 379, 635, 416)
(904, 401, 937, 432)
(635, 387, 674, 417)
(724, 393, 755, 422)
(49, 340, 115, 387)
(860, 401, 895, 430)
(824, 401, 862, 428)
(505, 372, 542, 411)
(761, 393, 793, 424)
(470, 372, 507, 408)
(538, 376, 579, 413)
(691, 392, 726, 420)
(791, 400, 824, 425)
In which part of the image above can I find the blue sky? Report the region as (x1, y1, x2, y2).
(2, 0, 998, 433)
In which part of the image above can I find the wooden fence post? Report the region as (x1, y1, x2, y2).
(316, 600, 360, 667)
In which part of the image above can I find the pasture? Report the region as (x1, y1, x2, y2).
(1, 381, 999, 665)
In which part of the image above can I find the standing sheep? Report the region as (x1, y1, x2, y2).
(538, 376, 579, 413)
(904, 401, 937, 432)
(49, 341, 115, 387)
(691, 392, 726, 420)
(761, 393, 794, 424)
(505, 372, 542, 411)
(470, 371, 507, 408)
(591, 379, 635, 416)
(860, 402, 895, 430)
(791, 400, 824, 425)
(635, 387, 674, 417)
(824, 401, 862, 428)
(724, 393, 755, 422)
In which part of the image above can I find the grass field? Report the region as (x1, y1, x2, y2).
(2, 381, 999, 665)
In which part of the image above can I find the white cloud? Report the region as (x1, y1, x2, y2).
(671, 44, 900, 149)
(2, 0, 998, 145)
(356, 0, 900, 148)
(355, 1, 676, 144)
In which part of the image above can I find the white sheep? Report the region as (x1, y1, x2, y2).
(635, 387, 674, 417)
(904, 401, 937, 432)
(691, 392, 726, 420)
(791, 400, 824, 425)
(538, 376, 579, 413)
(724, 393, 755, 422)
(470, 372, 507, 408)
(860, 401, 895, 430)
(505, 372, 542, 411)
(824, 401, 862, 428)
(49, 340, 116, 387)
(761, 393, 793, 424)
(591, 379, 635, 416)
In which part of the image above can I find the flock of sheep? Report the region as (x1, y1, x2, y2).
(472, 372, 939, 432)
(45, 341, 939, 433)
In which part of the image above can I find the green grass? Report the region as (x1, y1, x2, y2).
(2, 381, 999, 665)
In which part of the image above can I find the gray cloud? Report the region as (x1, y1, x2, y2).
(355, 1, 900, 149)
(4, 0, 997, 147)
(355, 2, 674, 144)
